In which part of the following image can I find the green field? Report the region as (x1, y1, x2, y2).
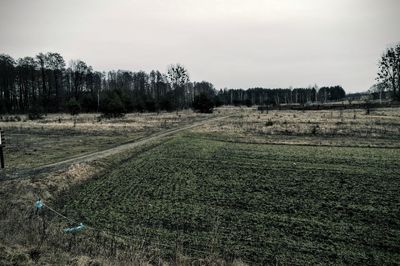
(60, 133, 400, 264)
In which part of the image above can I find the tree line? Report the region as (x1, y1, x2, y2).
(216, 86, 345, 107)
(0, 52, 348, 115)
(0, 53, 209, 115)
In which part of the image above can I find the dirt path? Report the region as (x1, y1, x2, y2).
(4, 114, 231, 179)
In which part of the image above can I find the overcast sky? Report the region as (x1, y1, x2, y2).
(0, 0, 399, 92)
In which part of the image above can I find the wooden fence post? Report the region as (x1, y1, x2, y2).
(0, 129, 4, 169)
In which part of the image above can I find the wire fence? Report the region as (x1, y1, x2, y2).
(38, 200, 258, 265)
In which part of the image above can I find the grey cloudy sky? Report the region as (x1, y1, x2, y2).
(1, 0, 399, 92)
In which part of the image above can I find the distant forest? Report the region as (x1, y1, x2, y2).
(0, 52, 346, 115)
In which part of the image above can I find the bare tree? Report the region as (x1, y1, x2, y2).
(45, 52, 65, 110)
(167, 64, 190, 110)
(377, 43, 400, 100)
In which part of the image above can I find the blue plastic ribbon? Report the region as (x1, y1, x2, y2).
(64, 223, 85, 233)
(35, 199, 43, 209)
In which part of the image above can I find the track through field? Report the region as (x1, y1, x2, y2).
(2, 114, 233, 180)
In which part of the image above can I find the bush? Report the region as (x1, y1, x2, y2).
(28, 104, 44, 120)
(245, 99, 253, 107)
(133, 101, 145, 113)
(0, 115, 22, 122)
(145, 100, 157, 112)
(160, 98, 176, 112)
(192, 93, 215, 113)
(233, 99, 242, 106)
(265, 120, 274, 127)
(214, 96, 224, 107)
(311, 125, 319, 135)
(100, 91, 126, 118)
(65, 98, 81, 116)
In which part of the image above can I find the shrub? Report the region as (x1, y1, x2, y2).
(28, 104, 44, 120)
(245, 99, 253, 107)
(160, 98, 175, 112)
(100, 91, 126, 118)
(192, 93, 215, 113)
(214, 96, 224, 107)
(311, 125, 319, 135)
(265, 120, 274, 127)
(145, 100, 157, 112)
(65, 98, 81, 116)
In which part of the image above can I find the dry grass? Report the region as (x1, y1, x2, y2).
(0, 109, 233, 133)
(0, 109, 236, 171)
(0, 162, 98, 265)
(3, 106, 398, 264)
(0, 138, 238, 265)
(0, 158, 161, 265)
(192, 107, 400, 147)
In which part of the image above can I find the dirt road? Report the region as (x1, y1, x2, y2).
(2, 114, 231, 180)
